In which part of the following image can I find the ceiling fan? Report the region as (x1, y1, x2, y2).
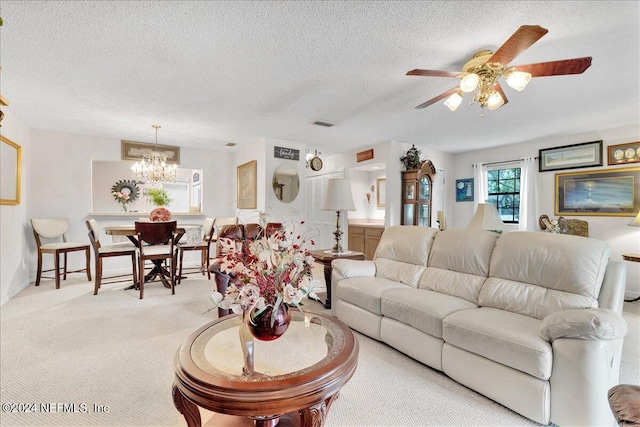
(407, 25, 592, 113)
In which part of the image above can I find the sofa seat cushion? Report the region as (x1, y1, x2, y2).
(443, 307, 552, 380)
(336, 276, 408, 315)
(382, 288, 476, 338)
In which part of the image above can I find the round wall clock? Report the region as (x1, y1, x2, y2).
(310, 156, 323, 171)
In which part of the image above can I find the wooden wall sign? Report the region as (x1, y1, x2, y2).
(274, 146, 300, 160)
(357, 149, 374, 162)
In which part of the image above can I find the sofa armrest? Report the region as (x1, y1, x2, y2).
(597, 261, 626, 314)
(331, 259, 376, 281)
(540, 308, 627, 342)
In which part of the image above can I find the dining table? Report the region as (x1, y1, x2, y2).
(104, 224, 202, 289)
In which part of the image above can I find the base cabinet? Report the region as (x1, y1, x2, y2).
(348, 225, 383, 260)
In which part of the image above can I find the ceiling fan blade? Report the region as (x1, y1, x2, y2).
(494, 83, 509, 106)
(407, 69, 460, 78)
(415, 87, 459, 109)
(489, 25, 548, 65)
(514, 57, 592, 77)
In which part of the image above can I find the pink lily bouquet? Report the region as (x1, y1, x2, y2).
(210, 227, 318, 322)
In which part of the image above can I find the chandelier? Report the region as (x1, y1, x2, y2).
(131, 125, 177, 184)
(444, 50, 531, 114)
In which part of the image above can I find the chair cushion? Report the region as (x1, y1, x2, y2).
(40, 241, 89, 251)
(336, 276, 408, 315)
(443, 307, 552, 380)
(608, 384, 640, 426)
(382, 288, 476, 338)
(98, 243, 136, 254)
(142, 245, 174, 256)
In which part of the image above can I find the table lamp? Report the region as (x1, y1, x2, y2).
(466, 202, 505, 233)
(629, 211, 640, 227)
(322, 178, 356, 254)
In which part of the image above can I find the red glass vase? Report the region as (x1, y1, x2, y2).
(246, 304, 291, 341)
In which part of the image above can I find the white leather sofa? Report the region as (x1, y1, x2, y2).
(332, 226, 628, 426)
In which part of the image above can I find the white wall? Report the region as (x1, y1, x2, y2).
(450, 124, 640, 298)
(0, 110, 32, 305)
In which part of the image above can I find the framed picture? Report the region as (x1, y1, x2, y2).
(608, 142, 640, 165)
(555, 166, 640, 216)
(376, 178, 386, 207)
(121, 140, 180, 164)
(539, 140, 602, 172)
(237, 160, 257, 209)
(456, 178, 474, 202)
(0, 135, 21, 205)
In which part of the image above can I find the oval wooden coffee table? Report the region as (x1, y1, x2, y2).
(173, 309, 359, 427)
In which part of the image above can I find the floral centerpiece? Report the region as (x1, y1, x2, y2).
(210, 225, 317, 339)
(112, 190, 131, 211)
(111, 179, 140, 212)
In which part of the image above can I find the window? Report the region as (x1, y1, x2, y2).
(487, 167, 521, 223)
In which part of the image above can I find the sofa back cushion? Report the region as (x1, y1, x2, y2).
(374, 226, 439, 288)
(419, 229, 499, 303)
(479, 231, 611, 319)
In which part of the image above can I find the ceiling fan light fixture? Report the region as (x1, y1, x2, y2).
(487, 91, 505, 110)
(444, 91, 464, 111)
(459, 73, 480, 93)
(505, 69, 532, 91)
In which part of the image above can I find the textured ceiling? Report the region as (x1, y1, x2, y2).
(1, 1, 638, 155)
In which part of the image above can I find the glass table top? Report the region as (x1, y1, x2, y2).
(191, 310, 346, 382)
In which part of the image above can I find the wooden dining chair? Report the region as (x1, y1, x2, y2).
(135, 220, 177, 299)
(86, 219, 138, 295)
(177, 218, 215, 284)
(31, 218, 91, 289)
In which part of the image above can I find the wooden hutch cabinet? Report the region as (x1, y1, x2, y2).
(401, 160, 436, 226)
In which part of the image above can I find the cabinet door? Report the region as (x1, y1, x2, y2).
(418, 174, 432, 227)
(364, 228, 383, 260)
(348, 226, 365, 253)
(403, 203, 415, 225)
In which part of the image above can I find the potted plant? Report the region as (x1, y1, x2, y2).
(399, 144, 423, 170)
(146, 188, 173, 221)
(146, 188, 172, 207)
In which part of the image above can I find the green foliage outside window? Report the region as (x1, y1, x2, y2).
(487, 168, 521, 223)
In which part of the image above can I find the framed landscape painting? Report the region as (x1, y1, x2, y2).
(539, 141, 602, 172)
(237, 160, 257, 209)
(555, 166, 640, 216)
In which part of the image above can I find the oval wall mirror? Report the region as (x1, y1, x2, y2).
(272, 164, 299, 203)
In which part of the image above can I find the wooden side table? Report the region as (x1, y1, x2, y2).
(309, 250, 365, 309)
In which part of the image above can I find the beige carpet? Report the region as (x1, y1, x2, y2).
(1, 272, 638, 427)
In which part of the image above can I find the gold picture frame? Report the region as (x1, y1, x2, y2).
(555, 166, 640, 216)
(237, 160, 257, 209)
(1, 135, 21, 205)
(376, 178, 386, 207)
(121, 140, 180, 164)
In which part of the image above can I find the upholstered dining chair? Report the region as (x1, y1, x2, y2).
(135, 220, 177, 299)
(31, 218, 92, 289)
(85, 219, 138, 295)
(206, 216, 238, 264)
(176, 217, 215, 284)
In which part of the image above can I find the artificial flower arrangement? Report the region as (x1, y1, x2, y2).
(210, 224, 318, 326)
(112, 190, 130, 205)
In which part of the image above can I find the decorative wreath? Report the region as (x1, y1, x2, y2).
(111, 179, 140, 203)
